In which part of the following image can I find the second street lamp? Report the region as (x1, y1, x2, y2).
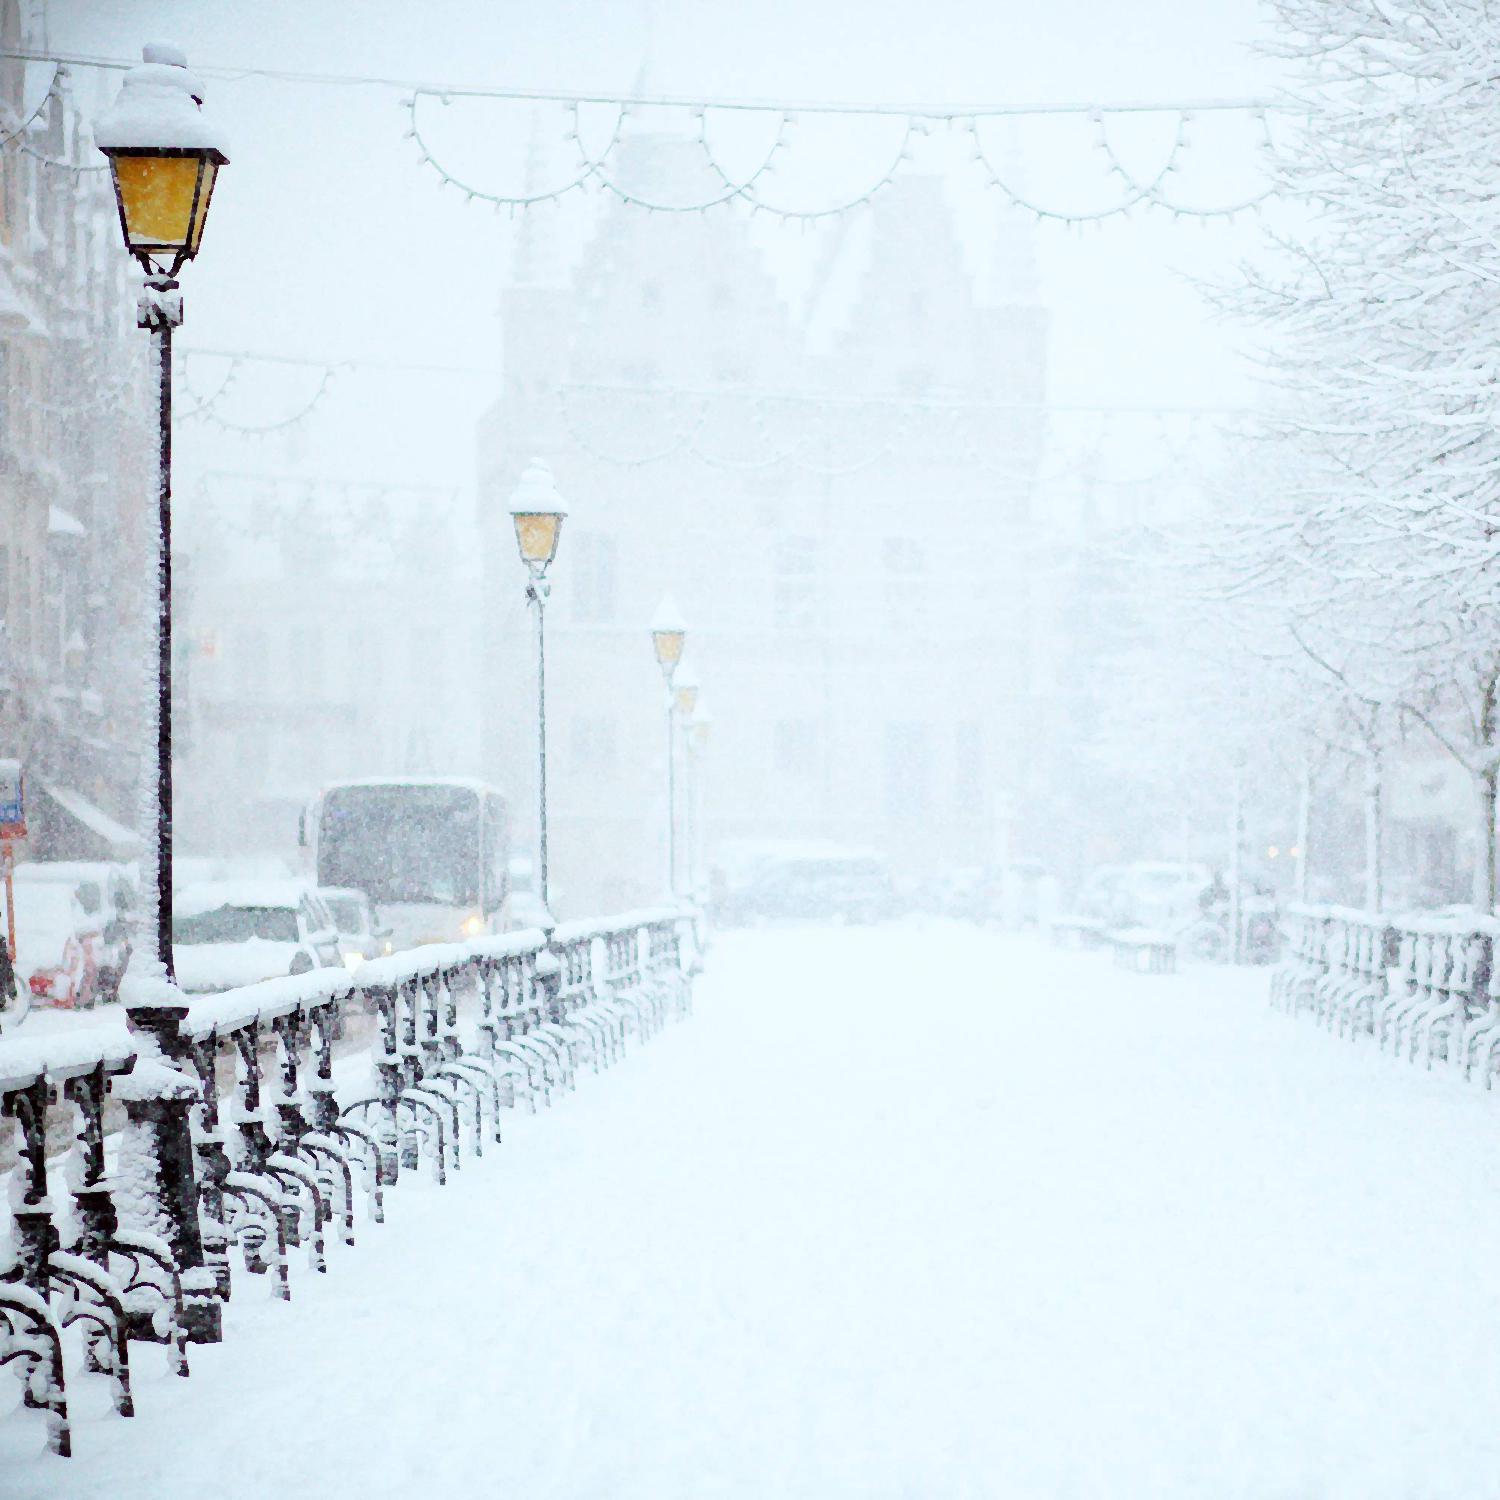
(685, 695, 712, 899)
(96, 44, 228, 977)
(510, 461, 568, 923)
(650, 598, 688, 896)
(670, 660, 700, 895)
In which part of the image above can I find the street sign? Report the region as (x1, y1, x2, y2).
(0, 760, 23, 840)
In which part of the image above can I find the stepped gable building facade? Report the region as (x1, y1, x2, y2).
(477, 134, 1049, 915)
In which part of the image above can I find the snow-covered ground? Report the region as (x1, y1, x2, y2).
(6, 922, 1500, 1498)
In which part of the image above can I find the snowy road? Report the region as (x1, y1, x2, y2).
(8, 924, 1500, 1498)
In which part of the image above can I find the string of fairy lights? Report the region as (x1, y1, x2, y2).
(404, 94, 1279, 224)
(0, 46, 1260, 485)
(1, 46, 1285, 221)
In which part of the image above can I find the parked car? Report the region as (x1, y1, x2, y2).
(12, 860, 136, 1002)
(717, 849, 900, 925)
(172, 880, 342, 994)
(317, 886, 394, 972)
(1113, 862, 1213, 929)
(1074, 864, 1130, 922)
(11, 866, 106, 1009)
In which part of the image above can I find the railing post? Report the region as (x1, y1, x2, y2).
(2, 1076, 52, 1299)
(120, 1003, 221, 1343)
(398, 978, 422, 1170)
(186, 1032, 232, 1305)
(370, 984, 401, 1185)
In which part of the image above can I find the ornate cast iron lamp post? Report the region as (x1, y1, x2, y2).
(97, 44, 228, 975)
(509, 461, 568, 923)
(650, 599, 687, 896)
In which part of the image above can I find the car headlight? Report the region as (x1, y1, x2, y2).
(461, 913, 484, 938)
(342, 951, 364, 973)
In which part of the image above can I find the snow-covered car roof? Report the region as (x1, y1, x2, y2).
(317, 886, 373, 903)
(174, 879, 322, 918)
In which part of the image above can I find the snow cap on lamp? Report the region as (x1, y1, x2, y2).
(94, 44, 229, 155)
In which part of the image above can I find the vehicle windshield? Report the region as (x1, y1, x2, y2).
(173, 906, 299, 945)
(323, 895, 367, 933)
(319, 784, 481, 906)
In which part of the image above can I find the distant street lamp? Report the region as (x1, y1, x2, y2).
(672, 658, 700, 720)
(510, 461, 568, 922)
(650, 598, 687, 895)
(671, 659, 701, 894)
(686, 696, 712, 899)
(96, 44, 228, 976)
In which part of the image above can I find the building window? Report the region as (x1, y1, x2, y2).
(884, 722, 931, 815)
(774, 719, 817, 778)
(883, 538, 927, 633)
(955, 721, 983, 809)
(410, 628, 442, 703)
(239, 625, 266, 698)
(774, 535, 824, 630)
(240, 728, 269, 787)
(570, 531, 618, 624)
(572, 715, 617, 776)
(285, 625, 324, 698)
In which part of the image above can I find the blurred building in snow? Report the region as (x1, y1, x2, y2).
(477, 131, 1050, 913)
(175, 478, 483, 857)
(0, 0, 154, 864)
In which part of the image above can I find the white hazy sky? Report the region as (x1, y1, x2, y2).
(43, 0, 1286, 497)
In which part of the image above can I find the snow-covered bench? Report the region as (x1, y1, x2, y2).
(1109, 927, 1177, 975)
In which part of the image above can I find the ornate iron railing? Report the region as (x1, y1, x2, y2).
(0, 907, 698, 1456)
(1270, 903, 1500, 1080)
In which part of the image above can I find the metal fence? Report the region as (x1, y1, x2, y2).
(0, 907, 698, 1456)
(1270, 903, 1500, 1080)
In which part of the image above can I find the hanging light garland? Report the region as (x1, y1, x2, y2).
(404, 91, 1279, 225)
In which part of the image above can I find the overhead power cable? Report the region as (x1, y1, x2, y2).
(0, 47, 1282, 119)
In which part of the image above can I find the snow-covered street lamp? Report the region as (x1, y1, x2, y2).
(650, 599, 688, 896)
(96, 44, 228, 977)
(650, 597, 687, 681)
(510, 461, 568, 923)
(686, 696, 712, 899)
(672, 658, 700, 720)
(671, 660, 701, 894)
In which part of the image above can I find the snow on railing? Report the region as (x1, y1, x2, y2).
(0, 906, 702, 1457)
(1269, 903, 1500, 1084)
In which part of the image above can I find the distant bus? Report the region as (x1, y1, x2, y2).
(303, 777, 509, 950)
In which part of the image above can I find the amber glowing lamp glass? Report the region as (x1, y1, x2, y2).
(513, 511, 564, 571)
(102, 148, 226, 275)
